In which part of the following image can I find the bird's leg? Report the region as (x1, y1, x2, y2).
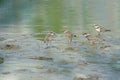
(90, 41, 95, 46)
(98, 32, 101, 36)
(68, 37, 72, 46)
(49, 40, 52, 47)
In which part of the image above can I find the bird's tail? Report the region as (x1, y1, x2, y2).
(105, 29, 111, 32)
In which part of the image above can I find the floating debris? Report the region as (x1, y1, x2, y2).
(65, 47, 79, 52)
(30, 56, 53, 61)
(100, 45, 111, 49)
(2, 72, 10, 75)
(74, 74, 99, 80)
(0, 44, 21, 50)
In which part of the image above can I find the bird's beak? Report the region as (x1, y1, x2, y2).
(54, 33, 57, 37)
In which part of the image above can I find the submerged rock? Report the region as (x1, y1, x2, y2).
(111, 60, 120, 71)
(0, 37, 5, 41)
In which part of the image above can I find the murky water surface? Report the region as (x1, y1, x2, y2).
(0, 33, 120, 80)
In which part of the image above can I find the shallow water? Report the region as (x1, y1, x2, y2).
(0, 33, 120, 80)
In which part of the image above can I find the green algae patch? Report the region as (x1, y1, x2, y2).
(0, 57, 4, 64)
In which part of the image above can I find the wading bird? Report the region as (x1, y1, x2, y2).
(93, 24, 111, 35)
(64, 29, 77, 45)
(44, 31, 56, 46)
(82, 33, 102, 46)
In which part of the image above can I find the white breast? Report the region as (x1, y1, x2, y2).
(96, 28, 100, 32)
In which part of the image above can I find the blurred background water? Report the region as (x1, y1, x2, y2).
(0, 0, 120, 38)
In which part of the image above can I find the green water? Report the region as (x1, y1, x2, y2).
(0, 0, 120, 37)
